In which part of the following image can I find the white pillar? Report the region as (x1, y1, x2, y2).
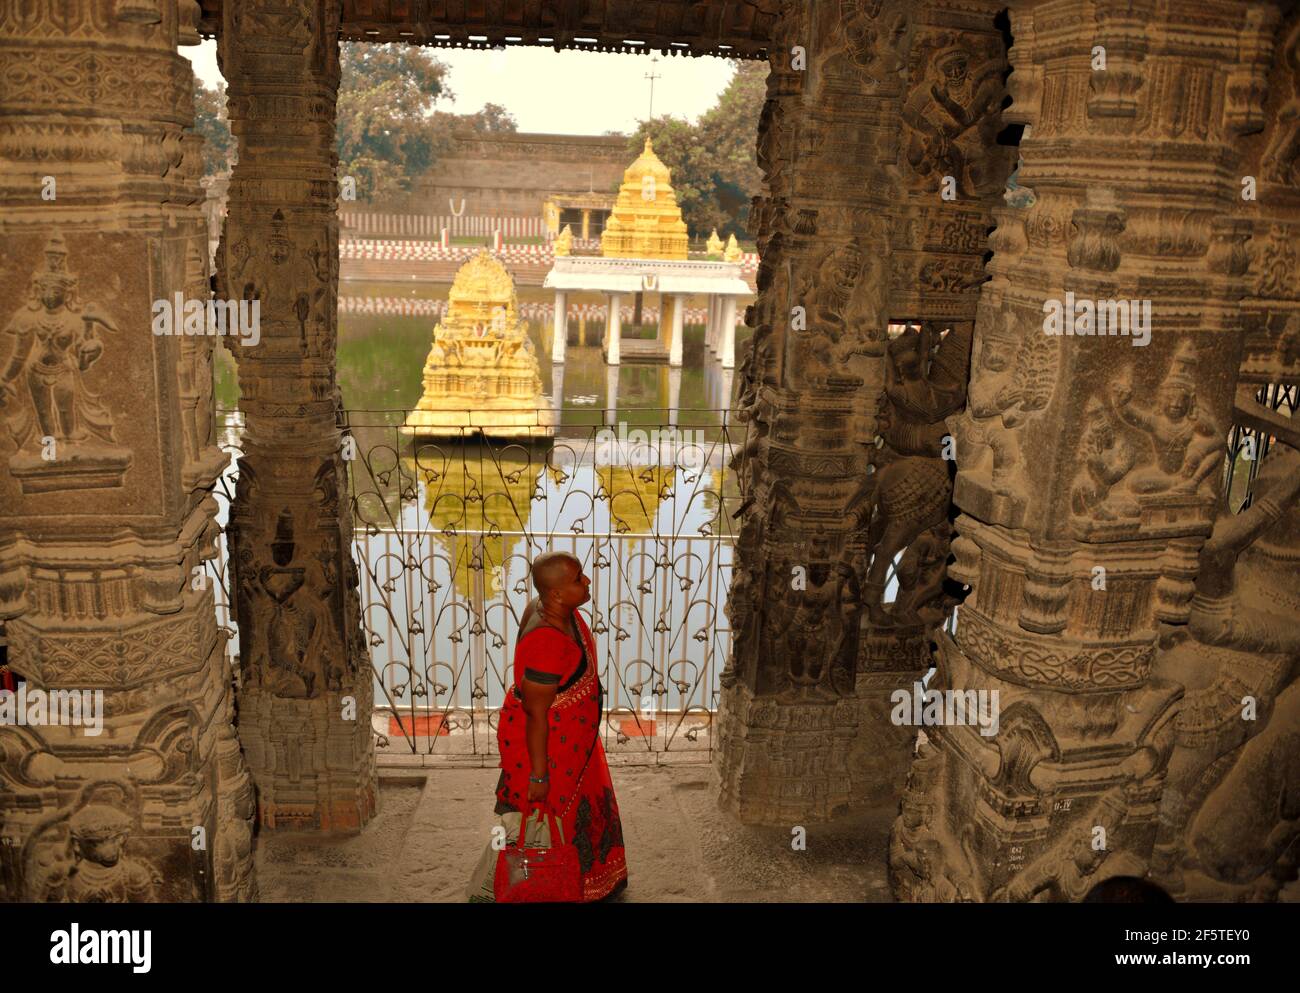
(552, 363, 565, 417)
(606, 292, 622, 365)
(720, 295, 737, 369)
(656, 293, 673, 356)
(708, 296, 720, 353)
(552, 289, 568, 364)
(605, 363, 619, 424)
(667, 366, 683, 427)
(669, 293, 686, 368)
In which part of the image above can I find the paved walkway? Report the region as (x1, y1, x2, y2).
(255, 764, 897, 902)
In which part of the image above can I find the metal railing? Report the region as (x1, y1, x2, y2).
(209, 407, 747, 761)
(1225, 382, 1297, 513)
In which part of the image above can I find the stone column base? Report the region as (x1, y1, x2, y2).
(238, 688, 377, 833)
(714, 677, 916, 825)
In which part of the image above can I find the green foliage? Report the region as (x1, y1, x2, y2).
(192, 77, 234, 177)
(628, 60, 766, 239)
(336, 44, 518, 202)
(336, 44, 452, 202)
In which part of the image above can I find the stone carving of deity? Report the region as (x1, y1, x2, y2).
(1261, 20, 1300, 186)
(0, 232, 130, 490)
(822, 0, 909, 85)
(842, 323, 971, 626)
(1151, 443, 1300, 900)
(902, 43, 1005, 198)
(958, 308, 1056, 499)
(1106, 341, 1223, 500)
(33, 803, 161, 903)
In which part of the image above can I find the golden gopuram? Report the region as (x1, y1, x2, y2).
(402, 251, 555, 439)
(545, 137, 747, 368)
(600, 138, 688, 261)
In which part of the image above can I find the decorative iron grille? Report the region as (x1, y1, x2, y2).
(1225, 382, 1298, 512)
(210, 408, 746, 761)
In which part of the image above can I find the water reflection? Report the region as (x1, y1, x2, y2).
(345, 431, 742, 725)
(212, 284, 749, 752)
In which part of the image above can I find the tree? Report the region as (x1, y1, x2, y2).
(335, 45, 519, 202)
(697, 60, 767, 237)
(627, 60, 767, 240)
(336, 43, 453, 202)
(628, 116, 717, 236)
(457, 102, 519, 135)
(192, 78, 234, 177)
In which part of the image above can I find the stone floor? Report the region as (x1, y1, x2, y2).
(255, 763, 897, 902)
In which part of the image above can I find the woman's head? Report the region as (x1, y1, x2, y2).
(531, 552, 591, 611)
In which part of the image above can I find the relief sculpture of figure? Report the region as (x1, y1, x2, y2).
(1261, 19, 1300, 186)
(1070, 397, 1141, 521)
(1152, 443, 1300, 901)
(0, 232, 119, 457)
(1109, 341, 1223, 498)
(823, 0, 910, 85)
(902, 44, 1005, 198)
(260, 509, 329, 699)
(843, 323, 971, 625)
(991, 790, 1143, 902)
(958, 310, 1055, 497)
(786, 241, 879, 390)
(31, 803, 161, 903)
(778, 565, 843, 702)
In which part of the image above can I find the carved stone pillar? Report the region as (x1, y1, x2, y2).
(0, 0, 253, 901)
(1150, 5, 1300, 903)
(890, 0, 1273, 902)
(216, 0, 375, 833)
(716, 0, 911, 824)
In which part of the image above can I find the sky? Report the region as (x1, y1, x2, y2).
(183, 41, 736, 135)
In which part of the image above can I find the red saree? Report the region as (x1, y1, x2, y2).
(495, 611, 627, 901)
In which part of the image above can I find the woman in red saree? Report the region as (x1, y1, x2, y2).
(471, 551, 627, 902)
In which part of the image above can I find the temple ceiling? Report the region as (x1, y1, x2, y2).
(198, 0, 775, 58)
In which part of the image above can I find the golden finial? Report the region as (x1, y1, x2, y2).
(707, 229, 725, 259)
(554, 225, 573, 257)
(724, 233, 741, 263)
(601, 136, 688, 261)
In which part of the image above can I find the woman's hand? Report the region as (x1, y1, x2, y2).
(527, 780, 549, 803)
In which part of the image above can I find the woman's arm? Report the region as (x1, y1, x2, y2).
(520, 677, 558, 801)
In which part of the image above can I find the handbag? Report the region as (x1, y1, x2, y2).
(493, 681, 604, 903)
(493, 803, 582, 903)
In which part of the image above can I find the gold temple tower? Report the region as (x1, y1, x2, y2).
(402, 251, 555, 439)
(600, 137, 689, 261)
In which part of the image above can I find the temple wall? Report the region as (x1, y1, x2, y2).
(397, 132, 627, 218)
